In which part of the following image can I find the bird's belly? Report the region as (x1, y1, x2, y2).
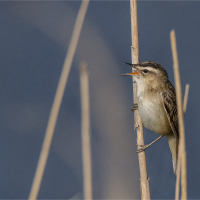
(138, 99, 172, 136)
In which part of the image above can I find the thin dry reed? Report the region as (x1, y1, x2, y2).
(28, 1, 89, 199)
(170, 30, 187, 200)
(183, 84, 190, 114)
(80, 62, 92, 200)
(130, 0, 150, 199)
(175, 84, 189, 200)
(175, 152, 181, 200)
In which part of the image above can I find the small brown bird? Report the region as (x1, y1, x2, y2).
(123, 61, 179, 174)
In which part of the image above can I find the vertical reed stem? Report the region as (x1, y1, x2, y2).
(170, 30, 187, 200)
(130, 1, 150, 199)
(80, 62, 92, 200)
(175, 84, 189, 200)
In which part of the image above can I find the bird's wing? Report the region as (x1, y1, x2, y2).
(160, 82, 179, 141)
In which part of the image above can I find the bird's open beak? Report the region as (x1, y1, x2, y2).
(122, 62, 140, 76)
(122, 71, 140, 76)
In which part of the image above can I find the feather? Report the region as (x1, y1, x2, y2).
(160, 81, 179, 174)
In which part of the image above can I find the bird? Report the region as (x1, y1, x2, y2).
(123, 61, 179, 174)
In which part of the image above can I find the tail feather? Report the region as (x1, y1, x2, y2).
(167, 135, 179, 174)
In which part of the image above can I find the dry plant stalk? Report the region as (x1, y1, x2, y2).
(183, 84, 189, 114)
(130, 0, 150, 199)
(175, 144, 181, 200)
(175, 84, 189, 200)
(80, 62, 92, 200)
(28, 1, 89, 199)
(170, 30, 187, 200)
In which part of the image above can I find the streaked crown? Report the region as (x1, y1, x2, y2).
(135, 61, 168, 78)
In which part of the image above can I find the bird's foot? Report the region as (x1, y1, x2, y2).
(136, 135, 163, 153)
(131, 103, 138, 112)
(136, 144, 150, 153)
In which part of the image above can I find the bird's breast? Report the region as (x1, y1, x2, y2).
(138, 95, 172, 136)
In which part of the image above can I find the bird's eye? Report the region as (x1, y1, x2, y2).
(143, 69, 148, 73)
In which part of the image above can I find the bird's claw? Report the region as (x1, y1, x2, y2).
(136, 144, 150, 153)
(131, 103, 138, 112)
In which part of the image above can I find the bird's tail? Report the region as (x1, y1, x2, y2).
(167, 135, 179, 175)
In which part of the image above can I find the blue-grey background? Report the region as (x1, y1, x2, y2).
(0, 1, 199, 199)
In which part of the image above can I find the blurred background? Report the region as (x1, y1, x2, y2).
(0, 1, 199, 199)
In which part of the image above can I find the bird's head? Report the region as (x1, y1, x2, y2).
(122, 61, 169, 86)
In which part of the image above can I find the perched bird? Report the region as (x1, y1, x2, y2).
(123, 61, 179, 174)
